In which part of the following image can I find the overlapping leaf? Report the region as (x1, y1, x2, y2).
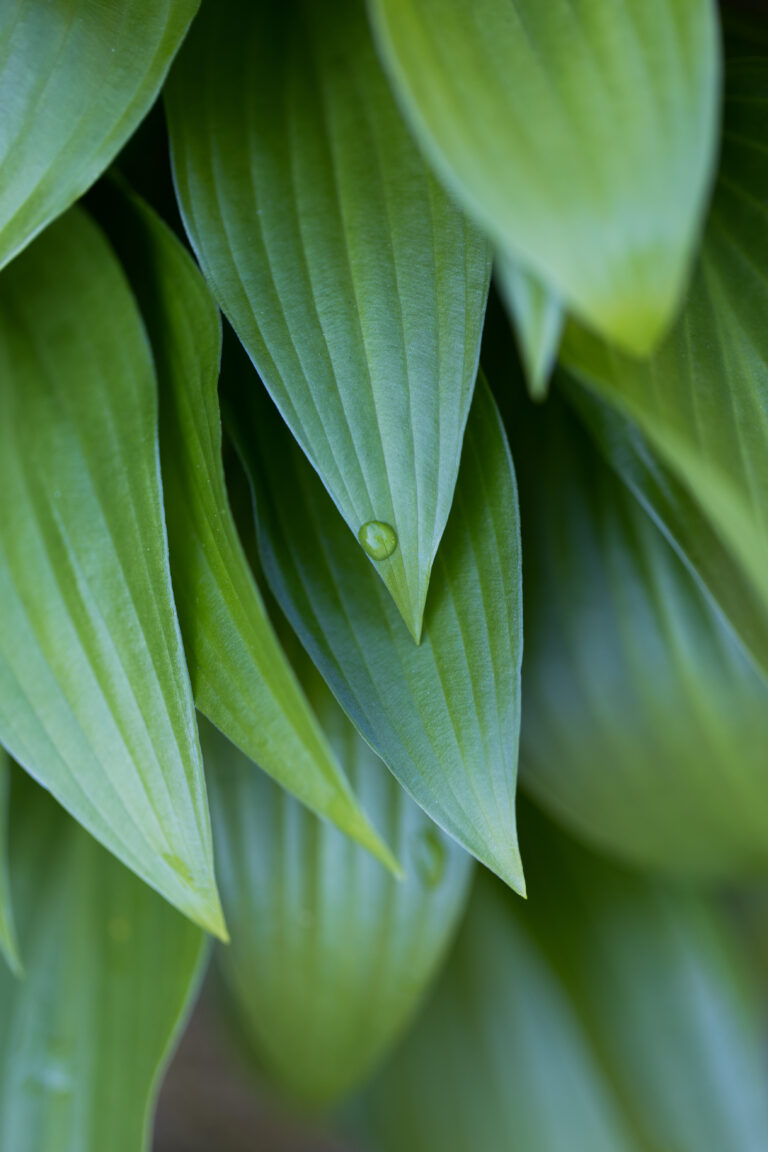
(91, 183, 394, 872)
(511, 385, 768, 876)
(0, 751, 19, 975)
(0, 769, 207, 1152)
(0, 0, 198, 272)
(362, 808, 768, 1152)
(495, 256, 562, 400)
(0, 207, 224, 935)
(203, 629, 472, 1106)
(368, 0, 720, 354)
(561, 61, 768, 674)
(233, 373, 525, 894)
(166, 0, 492, 639)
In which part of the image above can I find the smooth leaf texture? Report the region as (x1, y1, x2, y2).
(561, 61, 768, 672)
(511, 386, 768, 877)
(368, 0, 720, 354)
(362, 809, 768, 1152)
(495, 255, 562, 400)
(0, 207, 225, 936)
(0, 0, 198, 272)
(203, 628, 472, 1106)
(166, 0, 492, 639)
(233, 372, 525, 894)
(0, 751, 20, 975)
(0, 769, 207, 1152)
(91, 183, 395, 873)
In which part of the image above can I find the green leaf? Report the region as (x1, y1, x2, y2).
(233, 372, 525, 895)
(362, 808, 768, 1152)
(165, 0, 492, 640)
(0, 207, 225, 937)
(0, 0, 198, 272)
(0, 752, 20, 976)
(564, 378, 768, 680)
(368, 0, 720, 354)
(495, 255, 563, 400)
(0, 769, 207, 1152)
(511, 385, 768, 877)
(203, 632, 473, 1106)
(561, 61, 768, 669)
(90, 181, 397, 876)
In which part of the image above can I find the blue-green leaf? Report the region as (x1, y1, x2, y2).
(0, 0, 198, 271)
(0, 769, 207, 1152)
(166, 0, 492, 639)
(203, 630, 472, 1106)
(368, 0, 720, 354)
(233, 372, 525, 895)
(0, 207, 224, 936)
(495, 255, 563, 400)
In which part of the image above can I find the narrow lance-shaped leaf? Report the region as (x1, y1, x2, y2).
(561, 61, 768, 675)
(166, 0, 492, 640)
(90, 182, 396, 874)
(0, 0, 199, 272)
(0, 769, 207, 1152)
(0, 208, 225, 936)
(510, 383, 768, 877)
(495, 254, 563, 400)
(203, 624, 472, 1106)
(368, 0, 720, 354)
(234, 371, 525, 895)
(0, 751, 20, 976)
(360, 806, 768, 1152)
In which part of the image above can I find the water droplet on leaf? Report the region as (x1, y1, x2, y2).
(415, 828, 446, 888)
(358, 520, 398, 560)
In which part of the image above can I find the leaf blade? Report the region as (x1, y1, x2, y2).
(0, 752, 20, 976)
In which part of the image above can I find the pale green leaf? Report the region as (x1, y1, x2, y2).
(203, 631, 472, 1106)
(495, 254, 563, 400)
(166, 0, 492, 640)
(90, 182, 397, 876)
(362, 808, 768, 1152)
(0, 207, 225, 936)
(0, 0, 198, 272)
(512, 386, 768, 877)
(0, 769, 207, 1152)
(0, 751, 20, 976)
(233, 372, 525, 894)
(561, 61, 768, 668)
(368, 0, 720, 354)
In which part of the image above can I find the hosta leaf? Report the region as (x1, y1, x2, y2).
(564, 379, 768, 679)
(0, 769, 207, 1152)
(511, 385, 768, 876)
(91, 182, 395, 873)
(368, 0, 720, 354)
(0, 0, 198, 272)
(166, 0, 492, 640)
(233, 372, 525, 894)
(0, 207, 225, 936)
(203, 630, 472, 1106)
(495, 255, 562, 400)
(0, 751, 20, 976)
(561, 61, 768, 664)
(362, 808, 768, 1152)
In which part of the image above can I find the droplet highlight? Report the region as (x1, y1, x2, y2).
(414, 828, 446, 888)
(358, 520, 398, 561)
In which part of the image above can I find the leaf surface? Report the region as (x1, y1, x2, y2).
(368, 0, 720, 353)
(0, 0, 198, 271)
(234, 373, 525, 894)
(495, 255, 562, 400)
(203, 631, 472, 1106)
(0, 770, 207, 1152)
(166, 0, 492, 638)
(0, 752, 20, 975)
(91, 183, 395, 873)
(561, 62, 768, 666)
(0, 208, 224, 935)
(362, 808, 768, 1152)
